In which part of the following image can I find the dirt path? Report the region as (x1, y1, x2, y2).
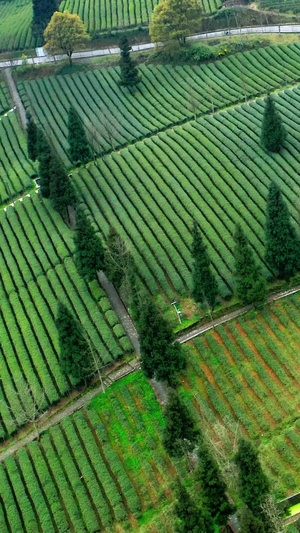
(97, 270, 140, 356)
(3, 68, 27, 129)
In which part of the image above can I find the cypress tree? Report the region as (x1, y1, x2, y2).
(196, 445, 235, 526)
(233, 224, 267, 306)
(260, 95, 286, 153)
(56, 301, 90, 379)
(138, 294, 186, 385)
(32, 0, 57, 37)
(74, 207, 104, 283)
(235, 439, 269, 520)
(36, 129, 52, 198)
(26, 113, 38, 162)
(163, 389, 200, 457)
(191, 220, 218, 309)
(265, 182, 300, 279)
(49, 152, 77, 219)
(119, 36, 141, 88)
(174, 479, 214, 533)
(238, 506, 266, 533)
(68, 106, 93, 165)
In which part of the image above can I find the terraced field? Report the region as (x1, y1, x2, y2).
(0, 193, 131, 441)
(0, 0, 39, 51)
(181, 293, 300, 495)
(19, 43, 300, 166)
(0, 373, 179, 533)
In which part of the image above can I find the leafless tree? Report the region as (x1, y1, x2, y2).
(261, 494, 285, 533)
(83, 335, 108, 393)
(101, 116, 120, 152)
(1, 382, 46, 439)
(85, 122, 100, 165)
(205, 79, 215, 114)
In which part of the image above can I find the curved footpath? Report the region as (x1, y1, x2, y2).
(1, 24, 300, 69)
(1, 282, 300, 461)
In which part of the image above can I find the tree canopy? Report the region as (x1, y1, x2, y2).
(265, 182, 300, 279)
(233, 223, 267, 306)
(74, 207, 105, 283)
(49, 151, 77, 219)
(44, 11, 89, 65)
(174, 479, 214, 533)
(149, 0, 202, 44)
(163, 389, 200, 457)
(56, 301, 90, 379)
(119, 36, 141, 88)
(32, 0, 57, 37)
(260, 95, 286, 153)
(26, 113, 38, 162)
(68, 106, 92, 165)
(138, 294, 186, 384)
(36, 128, 52, 198)
(191, 220, 218, 309)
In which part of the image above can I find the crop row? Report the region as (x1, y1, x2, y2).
(18, 42, 300, 166)
(0, 82, 10, 115)
(0, 0, 39, 51)
(0, 111, 35, 204)
(0, 195, 130, 440)
(0, 373, 178, 532)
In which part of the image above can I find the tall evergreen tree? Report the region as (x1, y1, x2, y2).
(32, 0, 57, 37)
(191, 220, 218, 309)
(233, 224, 267, 306)
(68, 106, 92, 165)
(265, 182, 300, 279)
(138, 294, 186, 385)
(119, 36, 141, 88)
(163, 389, 200, 457)
(235, 439, 269, 520)
(56, 301, 90, 379)
(260, 95, 286, 153)
(238, 506, 266, 533)
(196, 445, 235, 527)
(36, 129, 52, 198)
(74, 207, 104, 283)
(174, 479, 214, 533)
(49, 152, 77, 219)
(26, 113, 38, 162)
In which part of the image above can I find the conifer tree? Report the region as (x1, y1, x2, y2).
(36, 129, 52, 198)
(163, 389, 200, 457)
(191, 220, 218, 309)
(196, 445, 235, 526)
(233, 224, 267, 306)
(238, 506, 266, 533)
(138, 294, 186, 385)
(265, 182, 300, 279)
(67, 106, 92, 165)
(235, 439, 269, 520)
(26, 113, 38, 162)
(119, 36, 141, 88)
(49, 152, 77, 219)
(74, 207, 104, 283)
(32, 0, 57, 37)
(174, 479, 214, 533)
(56, 301, 90, 379)
(260, 95, 286, 153)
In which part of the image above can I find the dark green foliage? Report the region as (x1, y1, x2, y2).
(163, 389, 200, 457)
(119, 36, 141, 88)
(67, 106, 92, 165)
(191, 220, 218, 309)
(233, 224, 267, 306)
(238, 506, 266, 533)
(49, 152, 77, 218)
(174, 479, 214, 533)
(36, 129, 52, 198)
(265, 182, 300, 279)
(32, 0, 57, 37)
(138, 294, 186, 385)
(196, 445, 235, 526)
(104, 227, 131, 288)
(56, 301, 90, 379)
(260, 95, 286, 153)
(74, 207, 105, 283)
(235, 439, 269, 519)
(26, 113, 38, 162)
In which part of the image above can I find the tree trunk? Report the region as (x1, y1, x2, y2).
(68, 53, 72, 66)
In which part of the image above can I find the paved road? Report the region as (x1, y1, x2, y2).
(1, 24, 300, 69)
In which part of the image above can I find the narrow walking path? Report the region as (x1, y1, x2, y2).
(1, 24, 300, 70)
(97, 270, 140, 356)
(0, 358, 140, 462)
(3, 68, 27, 129)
